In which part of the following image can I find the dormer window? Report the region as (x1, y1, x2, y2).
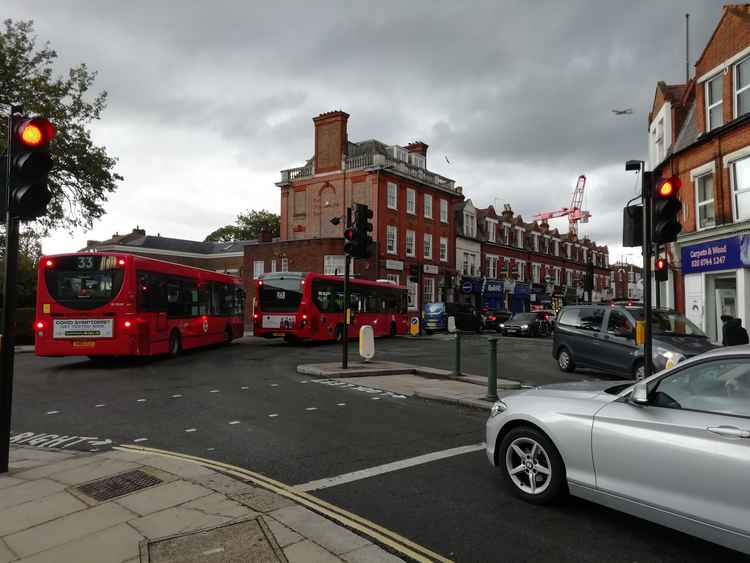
(735, 56, 750, 119)
(706, 74, 723, 131)
(486, 219, 497, 243)
(392, 146, 409, 162)
(463, 212, 476, 238)
(516, 229, 523, 248)
(409, 153, 426, 169)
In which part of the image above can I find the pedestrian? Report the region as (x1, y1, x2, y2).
(722, 315, 749, 346)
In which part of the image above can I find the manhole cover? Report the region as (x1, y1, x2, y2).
(76, 469, 162, 502)
(141, 516, 286, 562)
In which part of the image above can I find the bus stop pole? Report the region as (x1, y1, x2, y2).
(1, 107, 21, 473)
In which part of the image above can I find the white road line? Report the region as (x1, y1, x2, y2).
(305, 407, 318, 411)
(95, 404, 106, 408)
(133, 438, 148, 443)
(185, 428, 197, 433)
(371, 397, 381, 400)
(210, 389, 220, 393)
(207, 447, 215, 451)
(228, 421, 240, 425)
(336, 403, 346, 407)
(137, 399, 147, 403)
(171, 394, 183, 398)
(46, 410, 60, 415)
(241, 386, 249, 390)
(268, 414, 278, 418)
(294, 443, 486, 492)
(202, 547, 225, 556)
(270, 383, 279, 387)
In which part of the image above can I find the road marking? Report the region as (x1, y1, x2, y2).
(305, 407, 318, 411)
(45, 410, 59, 415)
(268, 414, 278, 418)
(171, 394, 183, 398)
(203, 547, 224, 556)
(185, 428, 197, 433)
(371, 397, 381, 400)
(294, 443, 486, 492)
(115, 444, 452, 563)
(137, 398, 147, 403)
(207, 447, 215, 451)
(299, 380, 309, 384)
(228, 421, 240, 425)
(310, 379, 407, 399)
(270, 383, 279, 387)
(11, 432, 113, 450)
(95, 404, 106, 408)
(210, 389, 220, 393)
(133, 438, 148, 443)
(336, 403, 346, 406)
(241, 386, 249, 390)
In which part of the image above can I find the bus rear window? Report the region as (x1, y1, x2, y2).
(44, 255, 124, 310)
(259, 278, 302, 312)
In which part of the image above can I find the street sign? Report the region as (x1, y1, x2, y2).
(461, 281, 473, 294)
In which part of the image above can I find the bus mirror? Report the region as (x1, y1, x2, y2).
(447, 316, 457, 333)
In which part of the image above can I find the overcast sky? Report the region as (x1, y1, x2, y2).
(6, 0, 728, 262)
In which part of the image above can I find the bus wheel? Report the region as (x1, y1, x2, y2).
(223, 326, 232, 344)
(169, 331, 182, 357)
(335, 324, 345, 343)
(390, 321, 397, 337)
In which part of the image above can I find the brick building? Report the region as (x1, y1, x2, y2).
(648, 4, 750, 341)
(244, 110, 464, 311)
(81, 228, 246, 274)
(610, 261, 643, 301)
(455, 201, 611, 312)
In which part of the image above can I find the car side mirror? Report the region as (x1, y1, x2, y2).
(630, 381, 649, 405)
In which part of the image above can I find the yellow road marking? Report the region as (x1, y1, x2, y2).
(116, 444, 452, 563)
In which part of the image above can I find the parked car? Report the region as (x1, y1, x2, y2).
(553, 305, 717, 379)
(485, 345, 750, 555)
(499, 311, 552, 337)
(483, 310, 513, 332)
(423, 302, 482, 334)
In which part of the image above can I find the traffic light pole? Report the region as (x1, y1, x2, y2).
(1, 106, 21, 473)
(341, 207, 352, 370)
(642, 169, 654, 380)
(654, 242, 661, 310)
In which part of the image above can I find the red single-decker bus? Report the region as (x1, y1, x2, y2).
(35, 253, 245, 357)
(253, 272, 409, 342)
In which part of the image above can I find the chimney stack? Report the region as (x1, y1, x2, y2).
(501, 204, 514, 222)
(406, 141, 428, 158)
(313, 110, 349, 174)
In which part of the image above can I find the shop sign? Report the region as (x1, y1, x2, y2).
(485, 281, 503, 293)
(461, 280, 474, 294)
(514, 282, 530, 296)
(423, 264, 439, 274)
(681, 236, 747, 274)
(386, 259, 404, 271)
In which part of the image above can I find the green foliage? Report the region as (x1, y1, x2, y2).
(0, 228, 42, 307)
(205, 210, 280, 242)
(0, 19, 122, 234)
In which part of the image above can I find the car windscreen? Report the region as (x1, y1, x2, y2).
(630, 309, 707, 337)
(44, 255, 125, 310)
(425, 303, 445, 314)
(259, 278, 303, 312)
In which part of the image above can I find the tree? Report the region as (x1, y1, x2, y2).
(205, 210, 280, 242)
(0, 19, 122, 234)
(0, 228, 42, 308)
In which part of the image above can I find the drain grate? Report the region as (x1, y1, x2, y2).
(77, 469, 162, 502)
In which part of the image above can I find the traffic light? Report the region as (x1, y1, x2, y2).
(6, 116, 55, 220)
(408, 264, 419, 283)
(655, 257, 668, 282)
(653, 175, 682, 243)
(344, 203, 374, 259)
(622, 204, 643, 247)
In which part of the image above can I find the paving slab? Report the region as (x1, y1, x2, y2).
(0, 476, 25, 490)
(0, 540, 15, 563)
(11, 454, 100, 481)
(48, 458, 143, 486)
(192, 471, 257, 497)
(10, 447, 76, 464)
(14, 523, 142, 563)
(270, 506, 370, 555)
(0, 478, 65, 510)
(284, 540, 343, 563)
(265, 517, 304, 548)
(180, 492, 257, 519)
(0, 491, 86, 536)
(129, 505, 232, 539)
(341, 544, 405, 563)
(131, 454, 216, 480)
(116, 480, 214, 516)
(230, 486, 296, 513)
(5, 501, 133, 557)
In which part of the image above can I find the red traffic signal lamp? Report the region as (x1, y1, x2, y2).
(653, 175, 683, 243)
(655, 257, 668, 282)
(7, 116, 55, 220)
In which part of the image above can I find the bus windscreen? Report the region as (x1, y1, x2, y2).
(259, 278, 302, 312)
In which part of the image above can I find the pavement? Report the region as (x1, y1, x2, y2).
(0, 445, 419, 563)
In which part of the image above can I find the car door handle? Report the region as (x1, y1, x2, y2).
(707, 426, 750, 438)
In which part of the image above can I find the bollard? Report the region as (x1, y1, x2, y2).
(487, 337, 498, 400)
(453, 331, 462, 376)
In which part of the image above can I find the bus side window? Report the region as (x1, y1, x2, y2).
(198, 283, 210, 316)
(166, 281, 182, 318)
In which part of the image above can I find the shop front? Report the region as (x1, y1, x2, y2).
(511, 281, 530, 313)
(530, 283, 552, 310)
(481, 279, 504, 311)
(680, 234, 750, 343)
(458, 277, 483, 307)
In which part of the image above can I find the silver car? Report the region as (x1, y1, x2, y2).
(486, 345, 750, 554)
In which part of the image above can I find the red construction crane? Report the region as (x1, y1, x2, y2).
(533, 175, 591, 236)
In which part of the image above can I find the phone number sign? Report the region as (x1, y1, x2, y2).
(681, 235, 750, 274)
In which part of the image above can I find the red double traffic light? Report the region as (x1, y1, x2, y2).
(653, 175, 683, 244)
(8, 116, 55, 220)
(655, 257, 668, 282)
(17, 118, 55, 148)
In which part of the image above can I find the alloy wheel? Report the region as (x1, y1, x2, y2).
(505, 437, 552, 495)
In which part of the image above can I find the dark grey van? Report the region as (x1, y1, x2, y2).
(552, 305, 718, 379)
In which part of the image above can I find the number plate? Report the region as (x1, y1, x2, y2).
(72, 340, 96, 348)
(272, 332, 285, 337)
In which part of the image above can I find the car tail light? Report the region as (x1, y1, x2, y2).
(489, 316, 496, 321)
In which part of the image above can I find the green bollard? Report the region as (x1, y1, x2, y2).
(487, 337, 498, 400)
(454, 331, 462, 376)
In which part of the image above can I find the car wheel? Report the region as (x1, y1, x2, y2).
(557, 348, 575, 372)
(169, 331, 181, 357)
(499, 426, 567, 504)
